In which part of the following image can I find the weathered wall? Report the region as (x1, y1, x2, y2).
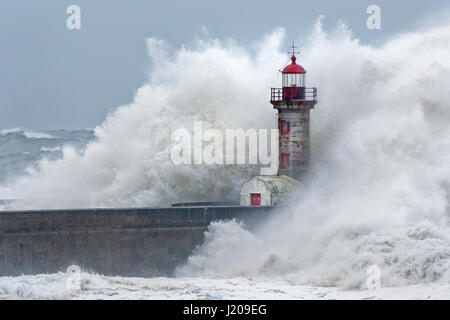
(0, 206, 273, 277)
(278, 109, 310, 179)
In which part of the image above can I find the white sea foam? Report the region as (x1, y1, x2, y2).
(4, 17, 450, 291)
(0, 272, 449, 300)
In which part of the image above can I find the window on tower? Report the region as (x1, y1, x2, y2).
(280, 153, 289, 169)
(299, 73, 305, 86)
(280, 120, 290, 135)
(283, 73, 305, 87)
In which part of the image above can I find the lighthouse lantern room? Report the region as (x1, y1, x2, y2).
(281, 55, 306, 100)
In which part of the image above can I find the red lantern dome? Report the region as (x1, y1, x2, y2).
(282, 55, 306, 74)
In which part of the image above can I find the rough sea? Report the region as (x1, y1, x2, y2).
(1, 17, 450, 299)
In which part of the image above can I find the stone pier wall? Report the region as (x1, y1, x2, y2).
(0, 206, 273, 277)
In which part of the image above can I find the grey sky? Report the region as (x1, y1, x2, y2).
(0, 0, 448, 130)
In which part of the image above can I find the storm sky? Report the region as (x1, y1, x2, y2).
(1, 0, 448, 130)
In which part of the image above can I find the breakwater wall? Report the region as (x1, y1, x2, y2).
(0, 206, 274, 277)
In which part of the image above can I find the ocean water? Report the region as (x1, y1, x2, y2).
(1, 16, 450, 298)
(0, 129, 94, 185)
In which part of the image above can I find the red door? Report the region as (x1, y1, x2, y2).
(251, 193, 261, 206)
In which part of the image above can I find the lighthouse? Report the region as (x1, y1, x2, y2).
(270, 46, 317, 180)
(240, 44, 317, 206)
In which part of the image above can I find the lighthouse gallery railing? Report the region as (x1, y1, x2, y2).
(270, 87, 317, 102)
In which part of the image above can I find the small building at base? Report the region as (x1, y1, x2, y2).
(240, 175, 298, 206)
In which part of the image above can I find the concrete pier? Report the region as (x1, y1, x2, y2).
(0, 206, 274, 277)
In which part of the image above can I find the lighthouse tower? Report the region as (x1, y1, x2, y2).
(270, 46, 317, 180)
